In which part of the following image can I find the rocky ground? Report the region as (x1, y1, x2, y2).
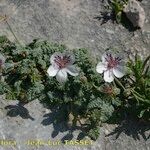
(0, 97, 150, 150)
(0, 0, 150, 150)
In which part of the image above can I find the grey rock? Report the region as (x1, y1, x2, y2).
(0, 0, 150, 149)
(123, 0, 146, 28)
(0, 0, 149, 57)
(0, 96, 150, 150)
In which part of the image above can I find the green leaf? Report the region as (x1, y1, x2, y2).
(88, 128, 100, 141)
(142, 55, 150, 72)
(139, 109, 146, 118)
(14, 80, 22, 96)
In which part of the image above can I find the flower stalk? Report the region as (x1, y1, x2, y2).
(114, 77, 126, 91)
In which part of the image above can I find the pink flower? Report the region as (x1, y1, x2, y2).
(96, 51, 125, 82)
(47, 52, 79, 83)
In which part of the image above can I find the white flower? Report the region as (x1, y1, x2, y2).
(47, 52, 79, 83)
(96, 51, 125, 83)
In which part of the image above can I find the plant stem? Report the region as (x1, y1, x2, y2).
(131, 89, 150, 104)
(113, 80, 116, 87)
(114, 78, 126, 91)
(77, 117, 83, 126)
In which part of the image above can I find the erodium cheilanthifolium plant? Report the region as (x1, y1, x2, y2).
(0, 36, 149, 140)
(0, 36, 119, 140)
(95, 50, 150, 120)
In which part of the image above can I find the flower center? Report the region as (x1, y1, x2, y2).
(54, 55, 71, 69)
(105, 54, 121, 69)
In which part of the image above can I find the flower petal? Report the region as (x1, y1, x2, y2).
(96, 62, 107, 74)
(50, 52, 63, 64)
(114, 52, 124, 61)
(56, 69, 68, 83)
(101, 53, 107, 63)
(113, 66, 124, 78)
(63, 52, 75, 65)
(66, 65, 79, 76)
(104, 70, 114, 83)
(47, 65, 58, 77)
(101, 51, 113, 63)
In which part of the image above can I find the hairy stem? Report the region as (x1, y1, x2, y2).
(114, 78, 126, 91)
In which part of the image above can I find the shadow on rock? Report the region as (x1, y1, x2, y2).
(106, 118, 150, 141)
(41, 105, 87, 142)
(94, 11, 115, 25)
(121, 12, 139, 32)
(5, 102, 35, 121)
(41, 106, 70, 141)
(95, 11, 138, 32)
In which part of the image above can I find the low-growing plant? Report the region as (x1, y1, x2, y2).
(0, 36, 118, 140)
(125, 54, 150, 118)
(95, 50, 150, 120)
(110, 0, 128, 23)
(101, 0, 128, 23)
(0, 36, 149, 140)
